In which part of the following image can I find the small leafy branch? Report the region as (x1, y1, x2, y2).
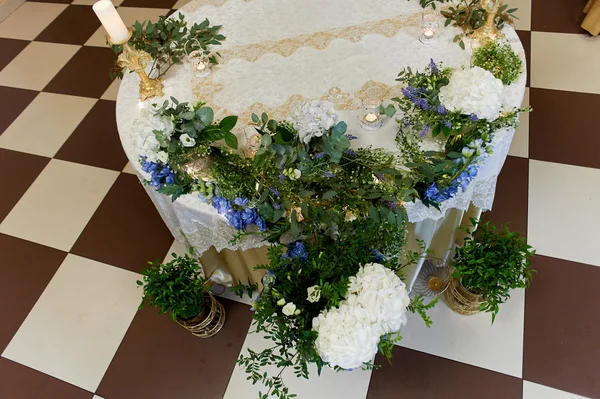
(110, 13, 225, 79)
(408, 294, 441, 328)
(408, 0, 451, 10)
(442, 1, 519, 49)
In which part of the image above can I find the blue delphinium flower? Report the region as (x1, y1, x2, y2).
(141, 157, 176, 189)
(241, 208, 258, 226)
(469, 113, 479, 121)
(255, 216, 267, 232)
(344, 149, 356, 156)
(273, 203, 281, 210)
(369, 248, 384, 262)
(401, 86, 419, 102)
(234, 197, 249, 207)
(269, 187, 280, 197)
(420, 123, 431, 138)
(323, 171, 335, 178)
(279, 173, 285, 181)
(212, 196, 232, 214)
(429, 58, 439, 75)
(314, 152, 325, 159)
(346, 134, 358, 140)
(262, 270, 276, 288)
(225, 210, 244, 230)
(282, 241, 308, 262)
(435, 104, 447, 115)
(443, 119, 452, 129)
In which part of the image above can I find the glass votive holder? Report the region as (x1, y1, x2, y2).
(419, 13, 439, 44)
(189, 50, 211, 78)
(359, 98, 383, 131)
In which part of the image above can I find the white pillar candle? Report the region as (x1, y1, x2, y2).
(93, 0, 129, 44)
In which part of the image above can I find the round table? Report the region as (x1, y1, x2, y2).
(116, 0, 527, 288)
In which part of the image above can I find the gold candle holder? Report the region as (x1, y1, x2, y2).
(109, 28, 164, 102)
(471, 0, 504, 43)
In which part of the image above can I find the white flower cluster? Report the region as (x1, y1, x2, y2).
(287, 100, 339, 144)
(312, 263, 410, 370)
(133, 109, 174, 164)
(438, 66, 504, 122)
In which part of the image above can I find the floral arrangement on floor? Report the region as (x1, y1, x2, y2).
(393, 59, 528, 208)
(109, 13, 225, 79)
(471, 40, 523, 85)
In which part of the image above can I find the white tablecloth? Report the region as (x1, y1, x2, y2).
(115, 0, 526, 288)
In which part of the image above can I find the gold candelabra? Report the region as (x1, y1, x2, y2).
(471, 0, 504, 42)
(109, 28, 164, 102)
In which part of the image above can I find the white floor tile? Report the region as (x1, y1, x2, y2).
(2, 254, 142, 392)
(0, 93, 97, 157)
(85, 7, 170, 47)
(528, 160, 600, 267)
(173, 0, 191, 9)
(0, 160, 118, 251)
(509, 88, 529, 158)
(523, 381, 588, 399)
(101, 78, 122, 101)
(0, 42, 79, 91)
(122, 161, 137, 175)
(224, 328, 373, 399)
(531, 32, 600, 95)
(399, 289, 525, 378)
(93, 396, 107, 399)
(0, 2, 67, 40)
(508, 0, 531, 31)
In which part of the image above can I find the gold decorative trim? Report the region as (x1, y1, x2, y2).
(193, 78, 403, 132)
(218, 13, 422, 63)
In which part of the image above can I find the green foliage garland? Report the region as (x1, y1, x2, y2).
(472, 40, 523, 85)
(110, 13, 225, 80)
(452, 219, 535, 322)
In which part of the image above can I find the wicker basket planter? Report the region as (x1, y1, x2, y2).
(444, 278, 486, 315)
(176, 293, 226, 338)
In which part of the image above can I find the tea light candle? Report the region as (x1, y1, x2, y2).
(365, 113, 378, 123)
(423, 29, 434, 38)
(93, 0, 129, 44)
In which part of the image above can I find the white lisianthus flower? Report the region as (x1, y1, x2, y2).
(462, 148, 475, 158)
(287, 100, 339, 144)
(307, 285, 321, 303)
(156, 151, 169, 164)
(438, 66, 504, 121)
(282, 302, 297, 316)
(180, 133, 196, 147)
(277, 298, 286, 306)
(293, 169, 302, 179)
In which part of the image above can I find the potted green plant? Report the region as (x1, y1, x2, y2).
(137, 252, 226, 337)
(445, 219, 535, 322)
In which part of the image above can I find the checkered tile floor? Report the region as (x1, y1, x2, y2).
(0, 0, 599, 398)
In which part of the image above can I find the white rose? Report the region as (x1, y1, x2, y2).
(180, 133, 196, 147)
(277, 298, 286, 306)
(282, 302, 297, 316)
(307, 285, 321, 303)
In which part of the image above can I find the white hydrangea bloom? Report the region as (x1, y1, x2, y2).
(312, 304, 381, 370)
(312, 263, 410, 369)
(133, 109, 174, 163)
(438, 66, 504, 121)
(287, 100, 339, 144)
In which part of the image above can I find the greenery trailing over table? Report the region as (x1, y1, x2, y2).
(452, 219, 535, 322)
(472, 40, 523, 85)
(109, 13, 225, 80)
